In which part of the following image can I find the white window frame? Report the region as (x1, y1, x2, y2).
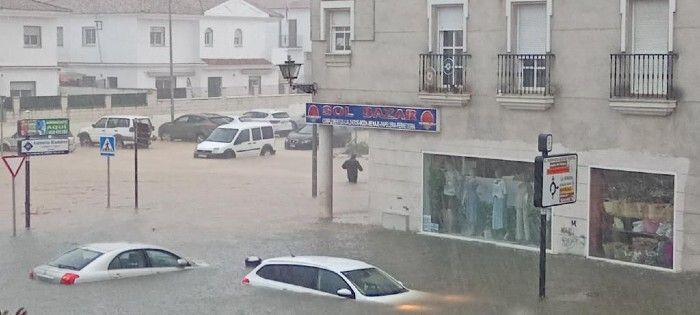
(150, 26, 166, 47)
(320, 0, 354, 45)
(427, 0, 468, 53)
(82, 26, 96, 47)
(234, 28, 243, 47)
(329, 12, 351, 53)
(204, 28, 214, 47)
(619, 0, 675, 52)
(23, 26, 42, 48)
(505, 0, 552, 53)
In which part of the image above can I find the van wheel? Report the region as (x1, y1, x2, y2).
(224, 150, 235, 159)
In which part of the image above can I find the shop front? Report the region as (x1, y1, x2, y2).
(422, 153, 551, 249)
(589, 167, 675, 270)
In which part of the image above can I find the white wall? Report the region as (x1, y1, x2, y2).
(0, 69, 59, 96)
(0, 15, 58, 67)
(137, 17, 201, 64)
(198, 17, 275, 60)
(57, 15, 138, 63)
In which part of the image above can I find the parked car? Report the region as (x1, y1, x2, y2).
(30, 243, 201, 285)
(194, 121, 275, 159)
(78, 115, 154, 148)
(2, 132, 77, 153)
(240, 109, 295, 136)
(158, 113, 233, 142)
(242, 256, 427, 305)
(285, 125, 352, 150)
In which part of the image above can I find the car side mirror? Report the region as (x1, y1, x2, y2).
(177, 259, 189, 267)
(92, 124, 97, 128)
(336, 288, 353, 299)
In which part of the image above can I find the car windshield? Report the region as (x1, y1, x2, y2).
(206, 128, 238, 143)
(297, 125, 313, 134)
(210, 116, 233, 125)
(341, 268, 407, 297)
(48, 248, 102, 271)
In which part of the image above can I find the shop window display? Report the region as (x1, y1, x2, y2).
(423, 154, 550, 248)
(589, 168, 674, 269)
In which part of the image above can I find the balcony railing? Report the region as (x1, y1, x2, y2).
(497, 54, 553, 96)
(610, 53, 675, 100)
(419, 53, 469, 94)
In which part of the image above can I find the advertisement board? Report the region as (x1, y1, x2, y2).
(18, 138, 70, 156)
(305, 103, 439, 132)
(17, 119, 70, 137)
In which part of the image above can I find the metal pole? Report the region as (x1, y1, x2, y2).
(311, 124, 318, 198)
(12, 176, 16, 237)
(107, 156, 111, 208)
(134, 121, 139, 209)
(24, 157, 30, 229)
(168, 0, 175, 122)
(539, 150, 548, 300)
(0, 102, 4, 156)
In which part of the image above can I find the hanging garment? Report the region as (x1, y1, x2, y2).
(462, 176, 480, 230)
(443, 169, 459, 197)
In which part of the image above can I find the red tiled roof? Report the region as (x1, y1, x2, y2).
(202, 58, 272, 66)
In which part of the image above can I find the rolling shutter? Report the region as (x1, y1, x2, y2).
(516, 3, 546, 54)
(632, 0, 668, 53)
(437, 5, 463, 31)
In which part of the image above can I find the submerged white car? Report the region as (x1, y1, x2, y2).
(31, 243, 200, 285)
(242, 256, 427, 305)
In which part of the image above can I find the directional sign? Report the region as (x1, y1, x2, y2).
(17, 118, 70, 137)
(2, 155, 25, 178)
(18, 138, 70, 156)
(534, 154, 578, 208)
(99, 136, 116, 157)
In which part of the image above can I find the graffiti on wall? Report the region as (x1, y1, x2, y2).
(560, 220, 586, 252)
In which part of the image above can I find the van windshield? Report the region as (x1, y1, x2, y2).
(206, 128, 238, 143)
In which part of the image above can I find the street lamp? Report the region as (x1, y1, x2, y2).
(278, 55, 317, 94)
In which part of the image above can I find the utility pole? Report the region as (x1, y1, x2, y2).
(311, 124, 318, 197)
(168, 0, 175, 122)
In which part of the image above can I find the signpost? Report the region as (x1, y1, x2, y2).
(3, 156, 26, 237)
(533, 134, 578, 299)
(18, 138, 70, 156)
(100, 136, 116, 208)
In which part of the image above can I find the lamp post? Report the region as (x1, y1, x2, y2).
(168, 0, 175, 122)
(278, 56, 320, 199)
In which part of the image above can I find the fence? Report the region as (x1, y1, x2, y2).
(19, 96, 62, 111)
(610, 53, 675, 100)
(497, 54, 554, 96)
(112, 93, 148, 108)
(68, 94, 106, 109)
(157, 88, 187, 99)
(419, 53, 470, 94)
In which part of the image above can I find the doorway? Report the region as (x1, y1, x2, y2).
(208, 77, 222, 97)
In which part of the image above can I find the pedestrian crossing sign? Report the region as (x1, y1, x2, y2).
(99, 136, 116, 157)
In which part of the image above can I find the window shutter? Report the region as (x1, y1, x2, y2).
(516, 4, 546, 54)
(331, 10, 351, 27)
(437, 5, 462, 31)
(632, 0, 668, 53)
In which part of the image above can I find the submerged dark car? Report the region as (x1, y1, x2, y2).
(284, 125, 352, 150)
(158, 113, 233, 142)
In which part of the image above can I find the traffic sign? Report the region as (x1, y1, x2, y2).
(535, 153, 578, 208)
(18, 138, 70, 156)
(100, 136, 116, 157)
(2, 155, 25, 178)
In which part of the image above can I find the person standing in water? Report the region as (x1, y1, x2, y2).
(342, 154, 364, 183)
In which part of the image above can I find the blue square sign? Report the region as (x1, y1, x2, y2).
(99, 136, 116, 157)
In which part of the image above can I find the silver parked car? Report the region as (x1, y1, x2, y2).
(30, 243, 201, 285)
(2, 132, 77, 153)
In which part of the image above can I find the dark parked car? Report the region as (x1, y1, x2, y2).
(284, 125, 352, 150)
(158, 113, 233, 142)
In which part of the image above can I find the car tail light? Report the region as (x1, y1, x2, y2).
(28, 270, 35, 280)
(60, 273, 79, 285)
(241, 276, 250, 285)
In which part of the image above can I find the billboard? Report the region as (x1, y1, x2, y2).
(17, 119, 70, 137)
(305, 103, 439, 132)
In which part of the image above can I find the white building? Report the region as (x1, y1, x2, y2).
(0, 0, 68, 97)
(45, 0, 284, 98)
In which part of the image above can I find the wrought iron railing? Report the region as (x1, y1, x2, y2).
(419, 53, 469, 94)
(610, 53, 675, 100)
(497, 54, 553, 96)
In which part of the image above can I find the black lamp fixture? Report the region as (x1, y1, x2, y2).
(278, 55, 317, 94)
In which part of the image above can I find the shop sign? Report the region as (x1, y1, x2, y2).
(535, 154, 578, 208)
(18, 138, 70, 156)
(17, 118, 70, 137)
(305, 103, 439, 132)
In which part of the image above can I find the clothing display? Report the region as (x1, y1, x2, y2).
(460, 175, 480, 235)
(515, 182, 533, 242)
(491, 179, 507, 231)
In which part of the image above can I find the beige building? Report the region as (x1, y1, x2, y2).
(309, 0, 699, 272)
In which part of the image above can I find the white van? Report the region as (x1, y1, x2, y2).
(194, 121, 275, 159)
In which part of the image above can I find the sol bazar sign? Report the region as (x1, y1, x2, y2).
(305, 103, 439, 132)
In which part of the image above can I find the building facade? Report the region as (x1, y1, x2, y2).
(310, 0, 700, 272)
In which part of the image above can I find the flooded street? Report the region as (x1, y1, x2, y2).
(1, 141, 698, 314)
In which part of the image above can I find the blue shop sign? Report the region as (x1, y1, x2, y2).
(305, 103, 439, 132)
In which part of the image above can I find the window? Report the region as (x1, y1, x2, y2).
(108, 77, 118, 88)
(10, 81, 36, 97)
(318, 269, 352, 296)
(261, 126, 274, 139)
(83, 27, 96, 46)
(48, 248, 102, 271)
(272, 112, 290, 119)
(234, 28, 242, 46)
(150, 27, 166, 46)
(108, 250, 148, 270)
(23, 26, 41, 48)
(621, 0, 674, 52)
(330, 10, 351, 52)
(93, 118, 108, 128)
(234, 129, 250, 145)
(189, 116, 205, 123)
(156, 77, 176, 90)
(342, 268, 407, 297)
(251, 128, 262, 141)
(204, 28, 213, 47)
(242, 111, 267, 119)
(175, 116, 189, 123)
(82, 76, 97, 87)
(506, 0, 552, 53)
(57, 26, 63, 47)
(248, 76, 261, 95)
(107, 118, 130, 128)
(287, 19, 298, 47)
(512, 2, 548, 91)
(146, 250, 181, 267)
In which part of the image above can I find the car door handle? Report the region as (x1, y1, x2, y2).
(111, 273, 121, 279)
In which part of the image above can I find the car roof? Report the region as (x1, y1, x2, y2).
(244, 109, 288, 114)
(262, 256, 375, 273)
(80, 242, 168, 254)
(101, 115, 151, 119)
(218, 121, 272, 129)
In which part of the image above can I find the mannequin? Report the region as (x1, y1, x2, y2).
(461, 168, 479, 236)
(491, 171, 507, 239)
(442, 159, 459, 233)
(515, 175, 532, 242)
(427, 156, 445, 229)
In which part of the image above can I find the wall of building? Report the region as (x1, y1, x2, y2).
(311, 0, 700, 271)
(0, 68, 59, 96)
(198, 17, 276, 60)
(0, 15, 59, 67)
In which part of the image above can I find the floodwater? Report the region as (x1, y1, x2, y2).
(1, 141, 698, 314)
